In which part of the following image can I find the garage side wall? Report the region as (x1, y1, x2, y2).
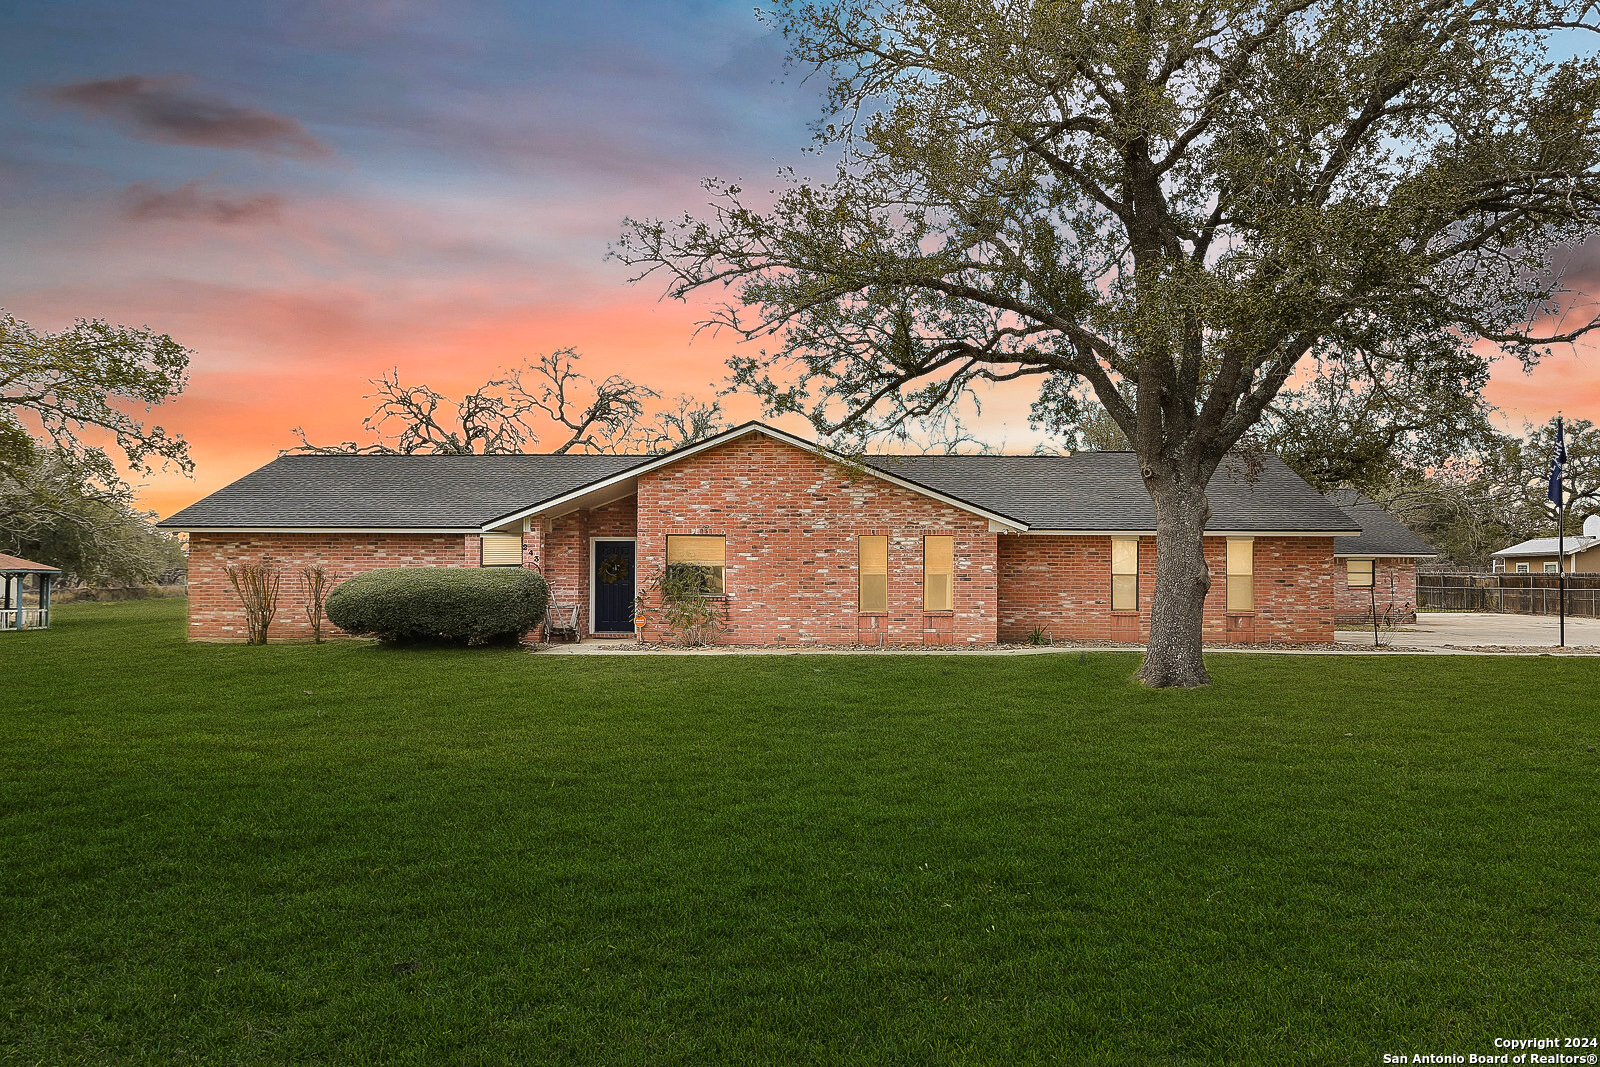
(1333, 558, 1419, 626)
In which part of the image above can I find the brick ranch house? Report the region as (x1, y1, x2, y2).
(160, 421, 1429, 646)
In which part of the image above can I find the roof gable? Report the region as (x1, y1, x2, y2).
(483, 422, 1031, 531)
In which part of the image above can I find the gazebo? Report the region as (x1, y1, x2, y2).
(0, 554, 61, 631)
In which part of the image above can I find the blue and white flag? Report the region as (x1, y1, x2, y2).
(1548, 417, 1567, 507)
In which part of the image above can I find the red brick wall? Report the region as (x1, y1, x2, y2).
(1334, 557, 1418, 625)
(186, 533, 469, 642)
(998, 534, 1335, 645)
(996, 535, 1150, 643)
(632, 435, 998, 645)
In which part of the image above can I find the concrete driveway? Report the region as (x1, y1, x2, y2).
(1336, 611, 1600, 653)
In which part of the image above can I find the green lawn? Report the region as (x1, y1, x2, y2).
(2, 600, 1597, 1065)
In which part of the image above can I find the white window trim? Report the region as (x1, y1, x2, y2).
(588, 536, 638, 636)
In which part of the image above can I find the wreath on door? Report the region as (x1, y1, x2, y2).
(598, 552, 631, 584)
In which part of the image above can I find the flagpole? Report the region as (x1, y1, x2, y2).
(1557, 414, 1566, 648)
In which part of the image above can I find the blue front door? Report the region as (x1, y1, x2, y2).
(593, 540, 636, 633)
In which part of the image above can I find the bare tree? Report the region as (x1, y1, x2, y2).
(615, 395, 728, 455)
(226, 559, 282, 645)
(523, 348, 656, 453)
(300, 564, 334, 643)
(292, 349, 723, 456)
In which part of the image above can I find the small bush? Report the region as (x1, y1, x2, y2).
(325, 567, 549, 646)
(226, 559, 282, 645)
(637, 562, 726, 646)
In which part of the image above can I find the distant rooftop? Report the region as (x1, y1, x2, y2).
(1492, 535, 1600, 558)
(0, 553, 62, 573)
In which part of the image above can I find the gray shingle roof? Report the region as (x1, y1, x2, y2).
(866, 452, 1359, 532)
(1321, 491, 1438, 557)
(159, 453, 644, 529)
(160, 428, 1359, 534)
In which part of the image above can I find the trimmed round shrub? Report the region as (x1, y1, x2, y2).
(326, 567, 549, 645)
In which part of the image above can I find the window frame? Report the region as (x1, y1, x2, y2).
(1111, 538, 1139, 612)
(1544, 561, 1559, 574)
(665, 534, 727, 596)
(480, 532, 523, 567)
(1515, 562, 1530, 574)
(1346, 558, 1374, 588)
(1225, 538, 1255, 613)
(923, 534, 954, 613)
(859, 535, 888, 614)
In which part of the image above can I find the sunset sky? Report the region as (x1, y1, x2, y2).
(3, 1, 1596, 518)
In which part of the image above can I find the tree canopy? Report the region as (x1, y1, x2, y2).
(1, 311, 192, 584)
(617, 0, 1600, 686)
(1, 311, 191, 482)
(1378, 417, 1600, 567)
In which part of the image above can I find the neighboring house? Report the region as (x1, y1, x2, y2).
(1490, 515, 1600, 573)
(159, 421, 1367, 646)
(1321, 491, 1438, 626)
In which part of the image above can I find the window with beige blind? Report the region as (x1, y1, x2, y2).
(1111, 539, 1138, 611)
(666, 535, 726, 594)
(859, 535, 888, 613)
(481, 533, 522, 567)
(1346, 559, 1374, 587)
(1226, 538, 1254, 612)
(923, 535, 953, 612)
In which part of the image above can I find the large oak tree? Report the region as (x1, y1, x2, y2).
(617, 0, 1600, 686)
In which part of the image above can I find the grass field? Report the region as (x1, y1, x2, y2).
(2, 599, 1598, 1065)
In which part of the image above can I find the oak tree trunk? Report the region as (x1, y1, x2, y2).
(1136, 476, 1213, 688)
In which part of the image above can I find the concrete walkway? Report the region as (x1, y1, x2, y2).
(531, 613, 1600, 656)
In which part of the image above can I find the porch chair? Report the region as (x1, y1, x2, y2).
(545, 601, 580, 643)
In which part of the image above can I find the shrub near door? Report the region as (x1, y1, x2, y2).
(326, 568, 549, 645)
